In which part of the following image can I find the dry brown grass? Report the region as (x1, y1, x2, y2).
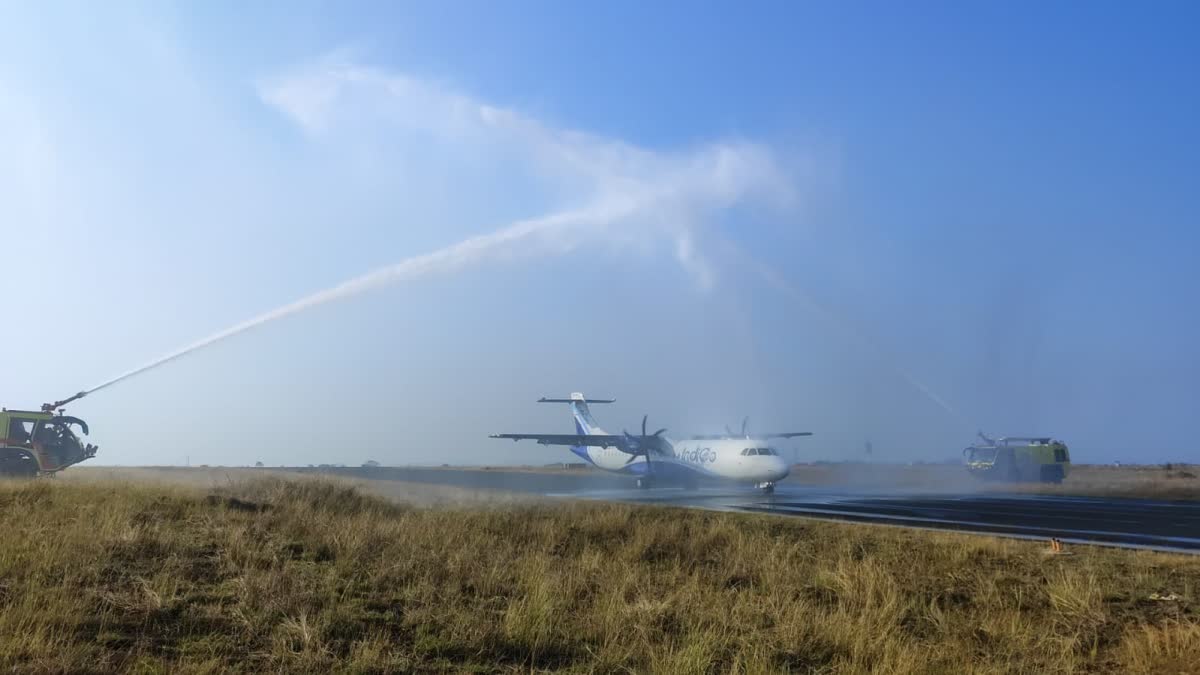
(0, 475, 1198, 673)
(62, 467, 533, 507)
(1010, 464, 1200, 501)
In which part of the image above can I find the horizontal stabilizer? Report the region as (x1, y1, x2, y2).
(490, 433, 628, 449)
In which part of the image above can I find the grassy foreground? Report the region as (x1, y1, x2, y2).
(0, 478, 1198, 674)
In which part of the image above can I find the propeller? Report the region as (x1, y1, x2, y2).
(724, 417, 750, 439)
(622, 414, 669, 480)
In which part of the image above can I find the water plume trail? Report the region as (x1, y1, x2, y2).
(747, 254, 975, 431)
(85, 202, 630, 396)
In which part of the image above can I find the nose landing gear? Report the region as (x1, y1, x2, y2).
(756, 481, 776, 494)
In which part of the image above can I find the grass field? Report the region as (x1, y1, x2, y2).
(2, 474, 1198, 673)
(83, 461, 1200, 502)
(63, 467, 533, 507)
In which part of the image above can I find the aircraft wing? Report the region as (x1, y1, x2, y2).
(489, 433, 630, 449)
(762, 432, 814, 439)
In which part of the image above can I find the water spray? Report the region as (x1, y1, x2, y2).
(68, 199, 640, 402)
(46, 188, 966, 438)
(750, 256, 976, 432)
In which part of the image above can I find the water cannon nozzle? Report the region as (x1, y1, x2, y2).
(42, 391, 88, 413)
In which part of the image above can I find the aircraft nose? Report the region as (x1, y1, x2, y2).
(772, 456, 790, 481)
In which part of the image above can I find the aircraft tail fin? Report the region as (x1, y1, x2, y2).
(539, 393, 612, 435)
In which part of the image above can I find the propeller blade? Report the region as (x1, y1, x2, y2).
(641, 414, 648, 437)
(725, 424, 735, 436)
(741, 416, 749, 438)
(621, 430, 639, 456)
(652, 428, 668, 437)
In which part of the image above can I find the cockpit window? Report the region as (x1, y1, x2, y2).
(965, 446, 997, 463)
(6, 419, 35, 444)
(742, 448, 776, 456)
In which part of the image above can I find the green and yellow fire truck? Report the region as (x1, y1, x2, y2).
(963, 433, 1070, 484)
(0, 393, 97, 477)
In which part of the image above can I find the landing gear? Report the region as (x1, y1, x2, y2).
(636, 476, 655, 490)
(757, 481, 776, 494)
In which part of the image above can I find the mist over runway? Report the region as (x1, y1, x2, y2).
(295, 466, 1200, 554)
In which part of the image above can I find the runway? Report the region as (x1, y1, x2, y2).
(604, 487, 1200, 553)
(300, 467, 1200, 553)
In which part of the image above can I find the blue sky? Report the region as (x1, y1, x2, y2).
(1, 1, 1196, 466)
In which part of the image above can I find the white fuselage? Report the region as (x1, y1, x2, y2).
(580, 436, 790, 485)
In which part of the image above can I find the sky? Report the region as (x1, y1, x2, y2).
(1, 1, 1197, 466)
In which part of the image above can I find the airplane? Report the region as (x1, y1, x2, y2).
(490, 393, 812, 493)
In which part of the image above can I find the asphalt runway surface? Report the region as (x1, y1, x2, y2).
(299, 467, 1200, 553)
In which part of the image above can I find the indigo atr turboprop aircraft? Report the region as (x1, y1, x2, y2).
(490, 393, 811, 493)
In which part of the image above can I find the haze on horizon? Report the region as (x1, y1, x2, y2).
(1, 2, 1196, 467)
